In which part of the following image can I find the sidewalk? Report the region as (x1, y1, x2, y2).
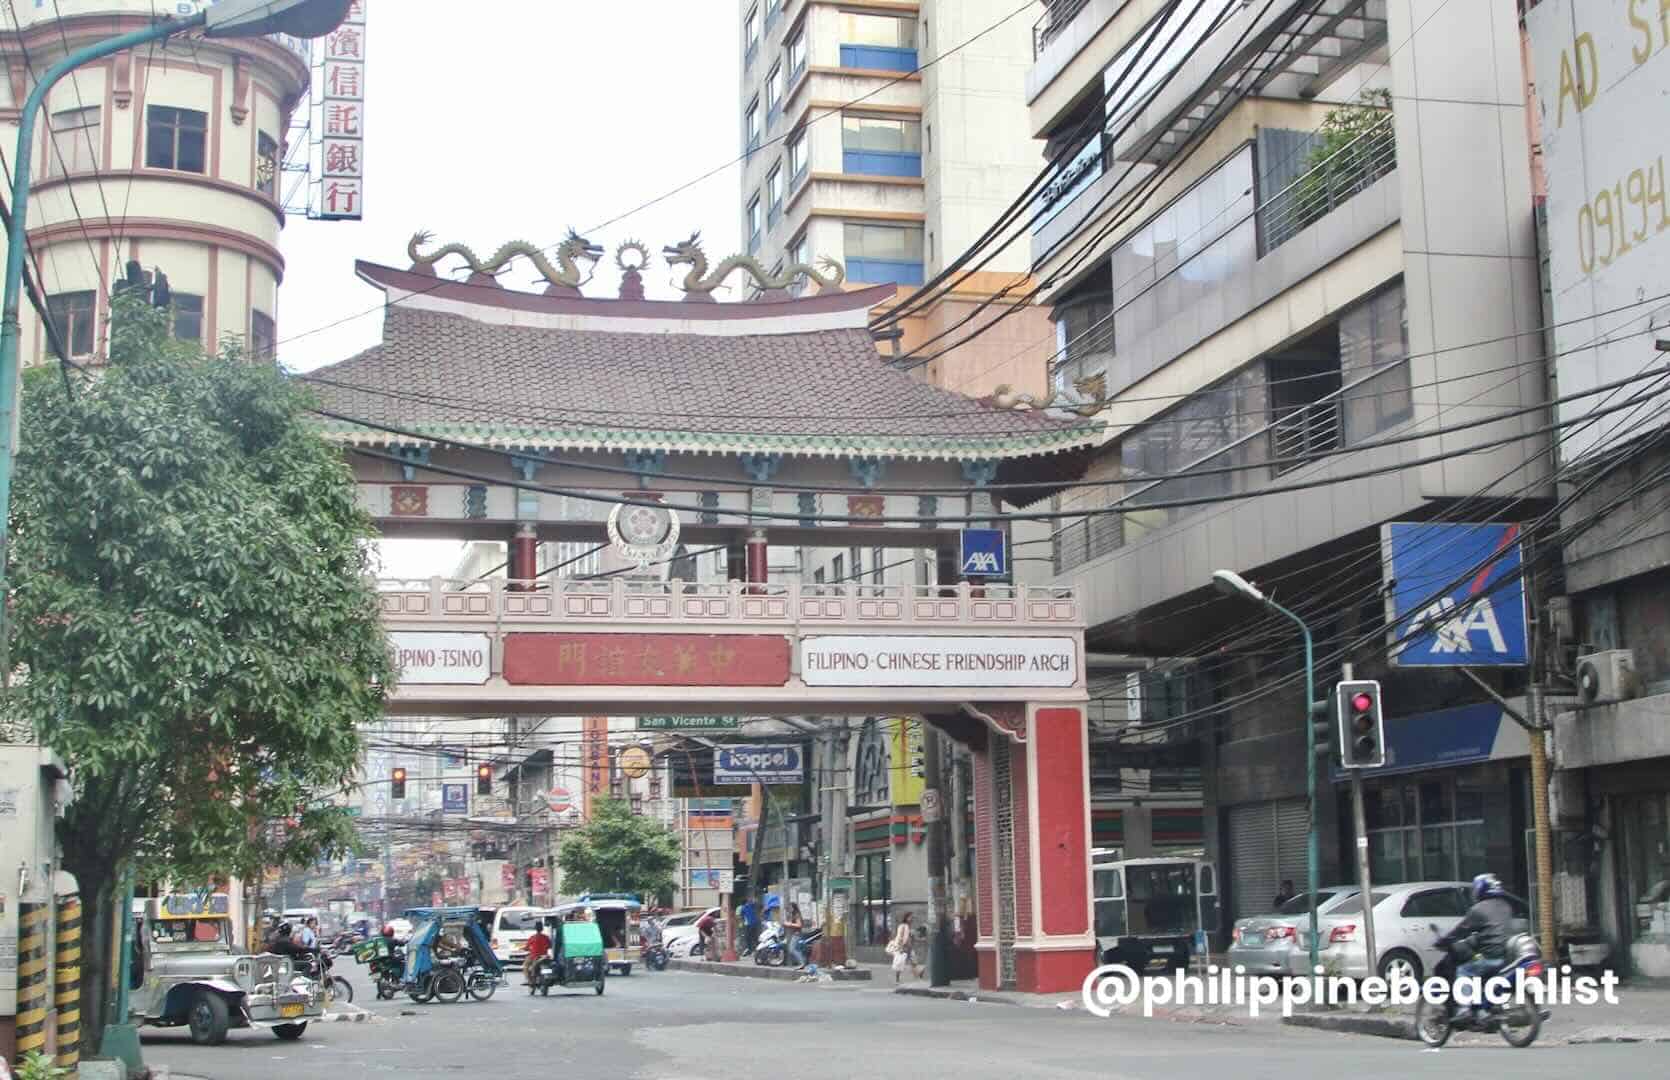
(1283, 980, 1670, 1045)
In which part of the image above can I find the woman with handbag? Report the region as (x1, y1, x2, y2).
(886, 912, 922, 983)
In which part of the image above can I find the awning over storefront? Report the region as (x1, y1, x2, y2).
(1331, 702, 1529, 782)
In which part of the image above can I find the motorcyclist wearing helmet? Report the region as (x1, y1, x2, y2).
(1438, 873, 1516, 1015)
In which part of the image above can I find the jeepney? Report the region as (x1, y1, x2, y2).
(1093, 856, 1222, 971)
(560, 893, 642, 975)
(130, 893, 324, 1045)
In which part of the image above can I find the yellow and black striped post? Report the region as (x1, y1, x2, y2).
(14, 901, 50, 1060)
(54, 894, 82, 1069)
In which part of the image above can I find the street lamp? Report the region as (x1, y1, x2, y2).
(1211, 568, 1324, 972)
(0, 0, 351, 650)
(0, 5, 350, 1065)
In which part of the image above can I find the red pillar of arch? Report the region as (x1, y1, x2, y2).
(970, 703, 1095, 994)
(510, 524, 538, 588)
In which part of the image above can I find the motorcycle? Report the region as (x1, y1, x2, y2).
(1414, 923, 1547, 1048)
(292, 948, 354, 1005)
(642, 940, 669, 971)
(753, 923, 823, 968)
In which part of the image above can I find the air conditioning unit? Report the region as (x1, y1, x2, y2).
(1576, 649, 1637, 704)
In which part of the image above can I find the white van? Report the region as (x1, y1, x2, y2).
(488, 906, 548, 962)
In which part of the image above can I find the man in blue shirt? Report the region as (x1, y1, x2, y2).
(738, 896, 761, 956)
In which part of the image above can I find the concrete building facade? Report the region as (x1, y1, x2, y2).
(738, 0, 1054, 397)
(0, 1, 308, 368)
(1023, 0, 1551, 937)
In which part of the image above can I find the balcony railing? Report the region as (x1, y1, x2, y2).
(1033, 0, 1092, 57)
(1258, 114, 1396, 255)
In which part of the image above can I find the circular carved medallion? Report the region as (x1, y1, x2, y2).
(607, 501, 680, 567)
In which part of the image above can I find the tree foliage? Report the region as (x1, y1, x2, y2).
(1292, 87, 1395, 232)
(557, 798, 681, 904)
(4, 295, 393, 1041)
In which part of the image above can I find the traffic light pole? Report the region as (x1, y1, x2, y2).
(1263, 595, 1322, 973)
(1341, 663, 1378, 979)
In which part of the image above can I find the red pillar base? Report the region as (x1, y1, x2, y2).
(976, 947, 998, 990)
(1013, 945, 1097, 994)
(813, 937, 847, 966)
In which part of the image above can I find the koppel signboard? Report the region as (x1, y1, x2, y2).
(1381, 522, 1529, 667)
(1528, 0, 1670, 462)
(714, 745, 804, 785)
(800, 636, 1078, 687)
(387, 632, 490, 685)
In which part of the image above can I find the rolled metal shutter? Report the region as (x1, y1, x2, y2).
(1228, 799, 1309, 919)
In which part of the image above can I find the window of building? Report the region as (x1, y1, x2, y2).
(848, 546, 863, 583)
(787, 128, 808, 181)
(843, 222, 925, 285)
(1052, 289, 1115, 394)
(787, 26, 808, 77)
(1340, 284, 1411, 442)
(787, 231, 812, 295)
(813, 567, 826, 585)
(854, 851, 893, 946)
(766, 63, 784, 115)
(744, 4, 760, 58)
(767, 163, 784, 214)
(169, 293, 204, 344)
(1364, 773, 1490, 886)
(745, 99, 761, 151)
(250, 310, 275, 360)
(841, 114, 922, 176)
(256, 130, 279, 198)
(46, 290, 96, 357)
(870, 546, 885, 585)
(1103, 0, 1237, 138)
(746, 195, 762, 250)
(46, 106, 100, 178)
(145, 105, 208, 173)
(831, 553, 845, 582)
(839, 12, 918, 72)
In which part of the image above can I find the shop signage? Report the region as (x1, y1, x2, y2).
(1381, 522, 1528, 667)
(503, 633, 791, 686)
(545, 788, 574, 814)
(528, 868, 550, 897)
(799, 635, 1078, 687)
(714, 744, 804, 785)
(441, 784, 468, 814)
(920, 787, 943, 823)
(387, 631, 490, 685)
(618, 746, 652, 778)
(958, 528, 1007, 577)
(314, 0, 366, 220)
(1328, 702, 1529, 781)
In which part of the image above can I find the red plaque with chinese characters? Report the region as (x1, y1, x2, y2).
(502, 633, 791, 686)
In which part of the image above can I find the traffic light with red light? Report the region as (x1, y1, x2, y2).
(477, 763, 493, 796)
(1336, 679, 1385, 768)
(391, 766, 407, 799)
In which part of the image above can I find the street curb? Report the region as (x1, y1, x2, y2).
(665, 959, 871, 982)
(1283, 1012, 1414, 1039)
(895, 986, 1021, 1006)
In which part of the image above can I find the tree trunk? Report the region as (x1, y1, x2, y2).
(62, 856, 118, 1054)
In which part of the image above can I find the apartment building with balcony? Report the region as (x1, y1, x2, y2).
(737, 0, 1054, 397)
(1023, 0, 1549, 929)
(1, 1, 311, 368)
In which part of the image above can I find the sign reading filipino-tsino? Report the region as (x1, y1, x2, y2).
(799, 636, 1079, 688)
(387, 631, 491, 684)
(314, 0, 365, 219)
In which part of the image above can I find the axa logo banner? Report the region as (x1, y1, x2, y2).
(959, 528, 1007, 577)
(1381, 522, 1529, 667)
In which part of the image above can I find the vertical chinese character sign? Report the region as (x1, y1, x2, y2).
(314, 0, 365, 219)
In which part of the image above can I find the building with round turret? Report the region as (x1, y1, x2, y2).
(0, 0, 315, 366)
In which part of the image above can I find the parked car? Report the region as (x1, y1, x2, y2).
(660, 907, 720, 955)
(1226, 886, 1369, 976)
(1311, 881, 1532, 981)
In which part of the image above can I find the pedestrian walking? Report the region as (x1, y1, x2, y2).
(784, 903, 806, 968)
(887, 912, 922, 982)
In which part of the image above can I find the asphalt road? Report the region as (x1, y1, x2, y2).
(142, 963, 1670, 1080)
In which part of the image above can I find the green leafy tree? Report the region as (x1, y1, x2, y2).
(557, 798, 681, 904)
(1291, 87, 1395, 233)
(4, 295, 393, 1047)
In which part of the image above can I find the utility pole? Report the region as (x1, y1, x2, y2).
(923, 719, 950, 986)
(1342, 662, 1378, 977)
(1525, 535, 1557, 958)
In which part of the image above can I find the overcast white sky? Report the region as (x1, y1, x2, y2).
(280, 2, 742, 577)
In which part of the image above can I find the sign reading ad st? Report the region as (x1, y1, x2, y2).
(800, 635, 1078, 688)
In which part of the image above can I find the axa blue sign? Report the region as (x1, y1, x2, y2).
(441, 783, 468, 814)
(1330, 702, 1529, 782)
(959, 528, 1007, 577)
(1381, 522, 1529, 667)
